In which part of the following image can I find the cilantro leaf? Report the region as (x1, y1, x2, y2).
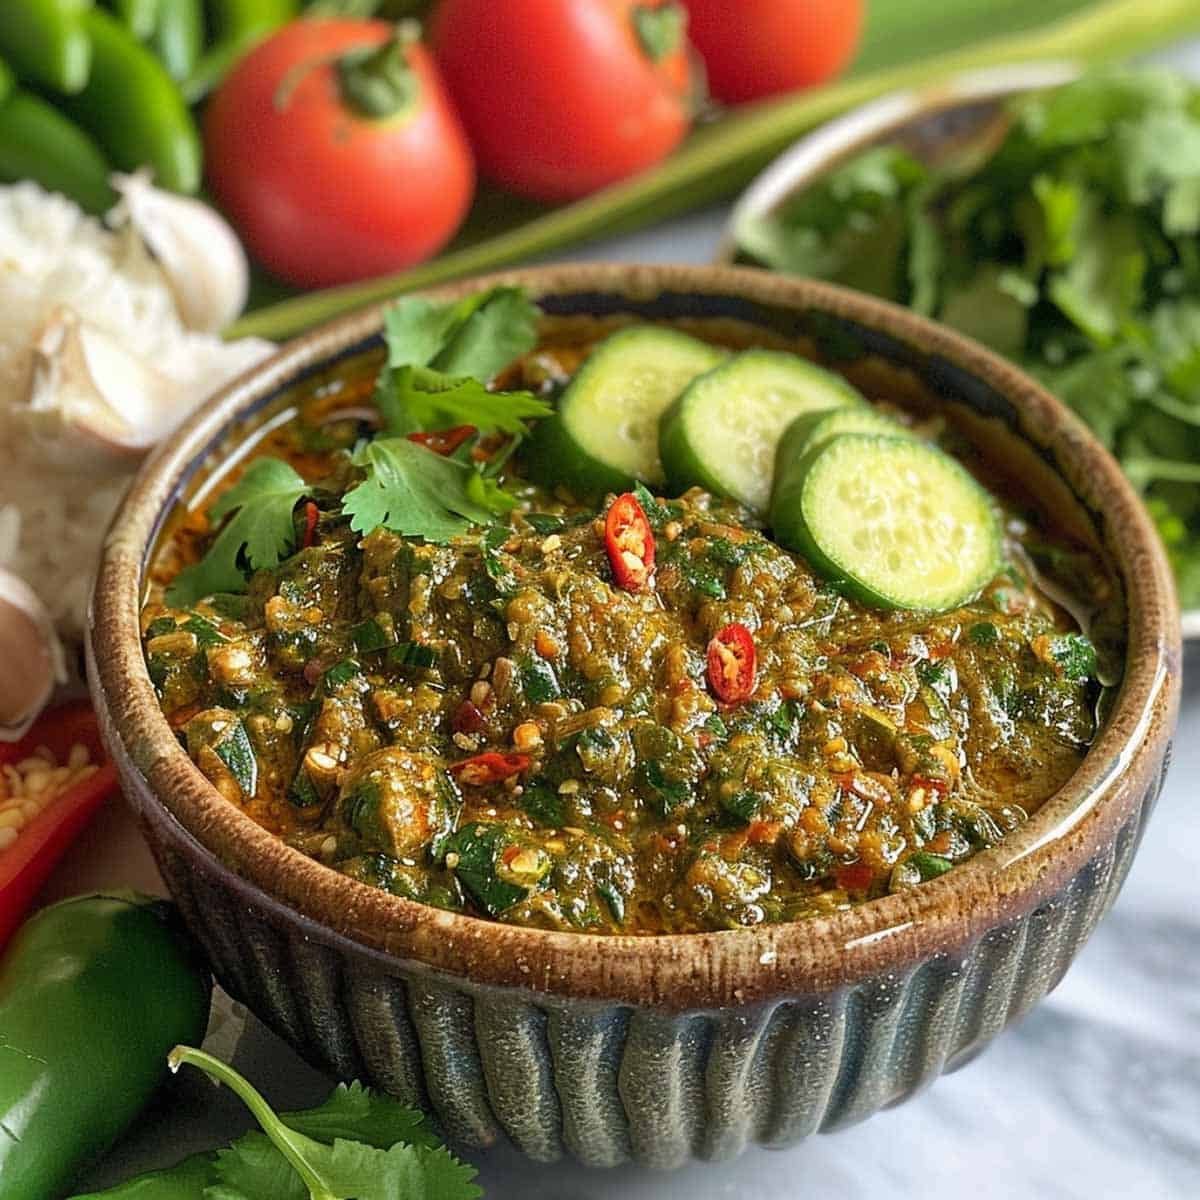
(167, 459, 308, 606)
(342, 438, 495, 542)
(377, 286, 549, 438)
(301, 1140, 481, 1200)
(465, 469, 519, 515)
(168, 1047, 481, 1200)
(212, 1134, 307, 1200)
(384, 287, 539, 381)
(282, 1082, 439, 1151)
(378, 365, 551, 438)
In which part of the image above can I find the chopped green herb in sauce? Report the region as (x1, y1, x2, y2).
(144, 291, 1118, 934)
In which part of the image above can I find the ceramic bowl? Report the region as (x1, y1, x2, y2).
(88, 264, 1180, 1168)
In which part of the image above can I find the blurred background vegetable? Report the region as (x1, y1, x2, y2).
(430, 0, 693, 203)
(736, 69, 1200, 609)
(230, 0, 1200, 339)
(204, 17, 474, 287)
(682, 0, 865, 104)
(0, 892, 211, 1200)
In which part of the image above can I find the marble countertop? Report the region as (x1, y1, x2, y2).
(76, 42, 1200, 1198)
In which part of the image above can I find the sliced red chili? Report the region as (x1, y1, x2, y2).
(300, 500, 319, 549)
(408, 425, 477, 456)
(911, 774, 950, 795)
(604, 492, 655, 592)
(448, 751, 530, 787)
(0, 701, 119, 949)
(706, 622, 757, 704)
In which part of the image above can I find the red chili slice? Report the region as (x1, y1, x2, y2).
(408, 425, 477, 456)
(448, 751, 530, 787)
(604, 492, 655, 592)
(706, 622, 757, 704)
(300, 500, 319, 548)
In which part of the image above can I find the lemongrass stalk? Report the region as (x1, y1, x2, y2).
(229, 0, 1200, 341)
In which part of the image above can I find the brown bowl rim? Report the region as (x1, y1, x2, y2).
(88, 263, 1180, 1010)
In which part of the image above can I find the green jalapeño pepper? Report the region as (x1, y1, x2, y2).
(151, 0, 205, 81)
(0, 0, 92, 93)
(59, 8, 201, 193)
(0, 893, 212, 1200)
(0, 90, 116, 213)
(106, 0, 162, 39)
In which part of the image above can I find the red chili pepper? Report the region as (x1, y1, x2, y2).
(835, 862, 875, 892)
(0, 701, 119, 949)
(706, 622, 757, 704)
(911, 774, 950, 795)
(408, 425, 477, 456)
(300, 500, 319, 549)
(448, 751, 530, 787)
(604, 492, 655, 592)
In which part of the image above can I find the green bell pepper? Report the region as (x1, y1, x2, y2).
(0, 893, 212, 1200)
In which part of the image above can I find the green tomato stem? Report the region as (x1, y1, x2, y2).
(227, 0, 1200, 342)
(337, 25, 421, 120)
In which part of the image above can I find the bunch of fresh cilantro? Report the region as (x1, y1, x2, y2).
(739, 69, 1200, 607)
(73, 1046, 481, 1200)
(168, 287, 551, 608)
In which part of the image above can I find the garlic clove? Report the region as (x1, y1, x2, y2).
(109, 170, 250, 335)
(23, 305, 183, 470)
(0, 569, 65, 742)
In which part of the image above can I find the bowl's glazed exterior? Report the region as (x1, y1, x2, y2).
(88, 265, 1180, 1168)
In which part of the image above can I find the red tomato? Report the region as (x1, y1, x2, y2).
(204, 19, 475, 288)
(429, 0, 692, 203)
(682, 0, 864, 105)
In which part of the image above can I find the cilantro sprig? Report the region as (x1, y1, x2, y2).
(342, 437, 496, 541)
(376, 286, 551, 437)
(171, 286, 550, 604)
(167, 459, 309, 607)
(72, 1046, 481, 1200)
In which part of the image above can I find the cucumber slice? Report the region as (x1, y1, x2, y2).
(524, 327, 725, 496)
(772, 434, 1002, 611)
(776, 405, 915, 477)
(659, 349, 864, 512)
